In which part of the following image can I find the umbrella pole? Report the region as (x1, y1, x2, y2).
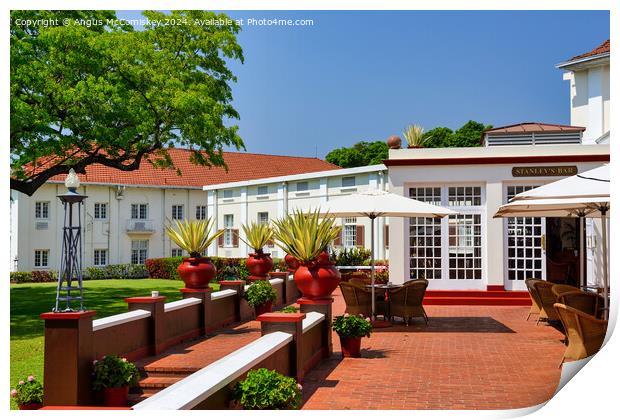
(371, 216, 376, 317)
(601, 208, 609, 320)
(579, 215, 585, 289)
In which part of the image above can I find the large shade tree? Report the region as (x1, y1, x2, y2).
(11, 10, 245, 195)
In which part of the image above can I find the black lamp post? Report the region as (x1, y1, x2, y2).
(54, 169, 88, 312)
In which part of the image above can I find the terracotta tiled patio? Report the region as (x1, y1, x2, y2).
(130, 288, 566, 409)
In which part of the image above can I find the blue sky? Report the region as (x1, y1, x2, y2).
(117, 10, 609, 159)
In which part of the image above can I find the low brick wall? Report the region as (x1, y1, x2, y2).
(40, 274, 301, 407)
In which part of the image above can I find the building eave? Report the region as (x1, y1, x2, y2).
(556, 52, 610, 71)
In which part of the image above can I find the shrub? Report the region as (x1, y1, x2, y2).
(10, 272, 33, 283)
(10, 375, 43, 406)
(232, 368, 301, 409)
(330, 248, 372, 266)
(332, 314, 373, 338)
(278, 305, 298, 313)
(145, 257, 250, 281)
(85, 264, 148, 280)
(31, 270, 57, 283)
(145, 257, 183, 279)
(92, 355, 140, 391)
(245, 280, 277, 308)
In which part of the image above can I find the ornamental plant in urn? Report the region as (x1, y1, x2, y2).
(240, 221, 274, 281)
(245, 280, 278, 317)
(165, 218, 223, 289)
(11, 375, 43, 410)
(273, 209, 342, 300)
(92, 355, 140, 407)
(332, 314, 373, 358)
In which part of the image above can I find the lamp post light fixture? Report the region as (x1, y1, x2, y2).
(54, 169, 88, 312)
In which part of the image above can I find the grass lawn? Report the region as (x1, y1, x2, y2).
(10, 279, 219, 409)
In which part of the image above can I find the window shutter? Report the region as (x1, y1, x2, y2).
(232, 229, 239, 247)
(356, 225, 365, 247)
(266, 239, 275, 248)
(333, 232, 342, 247)
(218, 232, 224, 247)
(384, 225, 389, 248)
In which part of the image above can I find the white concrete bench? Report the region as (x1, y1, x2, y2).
(92, 310, 151, 332)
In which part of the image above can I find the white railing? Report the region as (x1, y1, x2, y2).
(132, 331, 293, 410)
(211, 289, 237, 301)
(92, 310, 151, 332)
(268, 278, 284, 285)
(302, 312, 325, 334)
(164, 297, 202, 313)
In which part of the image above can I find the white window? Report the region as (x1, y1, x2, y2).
(224, 214, 234, 247)
(222, 190, 233, 199)
(35, 202, 49, 219)
(257, 185, 268, 196)
(195, 205, 207, 220)
(258, 212, 269, 225)
(172, 205, 184, 220)
(342, 176, 356, 188)
(343, 217, 357, 249)
(131, 204, 148, 219)
(131, 240, 149, 264)
(94, 203, 108, 220)
(93, 249, 108, 266)
(296, 182, 308, 192)
(171, 248, 183, 257)
(34, 249, 49, 268)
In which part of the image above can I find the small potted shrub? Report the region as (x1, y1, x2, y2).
(92, 355, 140, 407)
(11, 375, 43, 410)
(332, 314, 373, 358)
(231, 368, 301, 409)
(165, 218, 224, 289)
(245, 280, 278, 316)
(240, 222, 275, 280)
(403, 124, 430, 148)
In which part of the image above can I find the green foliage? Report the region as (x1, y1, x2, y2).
(10, 10, 244, 195)
(325, 140, 388, 168)
(232, 368, 301, 410)
(245, 280, 277, 308)
(92, 355, 140, 391)
(165, 218, 223, 258)
(144, 256, 251, 280)
(332, 314, 373, 338)
(330, 248, 372, 266)
(85, 264, 148, 280)
(273, 209, 341, 263)
(10, 272, 33, 283)
(375, 268, 390, 284)
(425, 120, 492, 148)
(403, 124, 429, 147)
(241, 221, 274, 252)
(278, 305, 299, 313)
(11, 375, 43, 406)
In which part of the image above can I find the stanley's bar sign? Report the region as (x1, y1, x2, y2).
(512, 166, 578, 177)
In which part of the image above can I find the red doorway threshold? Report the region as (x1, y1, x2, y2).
(423, 290, 531, 306)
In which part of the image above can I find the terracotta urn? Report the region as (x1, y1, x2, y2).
(254, 301, 273, 317)
(293, 260, 341, 300)
(246, 251, 274, 279)
(177, 257, 216, 289)
(387, 135, 402, 149)
(103, 386, 129, 407)
(285, 254, 300, 272)
(339, 336, 362, 358)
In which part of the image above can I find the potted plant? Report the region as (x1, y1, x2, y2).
(332, 314, 373, 358)
(403, 124, 429, 148)
(92, 355, 140, 407)
(231, 368, 302, 409)
(245, 280, 278, 317)
(11, 375, 43, 410)
(273, 209, 342, 300)
(165, 218, 223, 289)
(284, 254, 300, 272)
(239, 222, 275, 280)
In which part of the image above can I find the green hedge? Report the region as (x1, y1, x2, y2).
(10, 271, 59, 284)
(84, 264, 149, 280)
(145, 256, 284, 281)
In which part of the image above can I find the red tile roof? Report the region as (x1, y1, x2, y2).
(45, 149, 341, 188)
(568, 39, 610, 61)
(484, 122, 585, 135)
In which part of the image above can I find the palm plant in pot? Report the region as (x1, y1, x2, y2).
(273, 209, 342, 300)
(239, 221, 275, 281)
(245, 280, 278, 317)
(165, 218, 223, 289)
(403, 124, 429, 148)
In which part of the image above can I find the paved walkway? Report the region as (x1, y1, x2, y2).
(301, 289, 566, 410)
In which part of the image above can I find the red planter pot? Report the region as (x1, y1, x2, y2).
(254, 301, 273, 317)
(316, 250, 335, 266)
(246, 252, 274, 278)
(339, 336, 362, 358)
(177, 257, 216, 289)
(294, 262, 341, 300)
(103, 386, 129, 407)
(18, 403, 42, 410)
(285, 254, 300, 272)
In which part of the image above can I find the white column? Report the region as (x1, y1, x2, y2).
(485, 181, 505, 289)
(240, 187, 248, 256)
(586, 67, 604, 144)
(319, 177, 328, 205)
(388, 182, 406, 285)
(207, 190, 218, 257)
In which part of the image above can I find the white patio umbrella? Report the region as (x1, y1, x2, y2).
(308, 189, 455, 317)
(494, 165, 610, 318)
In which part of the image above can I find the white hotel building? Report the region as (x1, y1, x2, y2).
(10, 40, 610, 293)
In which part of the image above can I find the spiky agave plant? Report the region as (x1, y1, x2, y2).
(165, 218, 223, 258)
(403, 124, 428, 147)
(241, 222, 274, 253)
(272, 209, 342, 263)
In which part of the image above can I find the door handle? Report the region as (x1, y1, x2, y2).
(541, 234, 546, 249)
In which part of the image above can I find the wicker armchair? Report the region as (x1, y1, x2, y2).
(349, 277, 368, 287)
(556, 290, 601, 318)
(339, 282, 373, 317)
(551, 284, 580, 299)
(554, 303, 607, 367)
(532, 280, 561, 324)
(388, 279, 429, 326)
(525, 278, 543, 321)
